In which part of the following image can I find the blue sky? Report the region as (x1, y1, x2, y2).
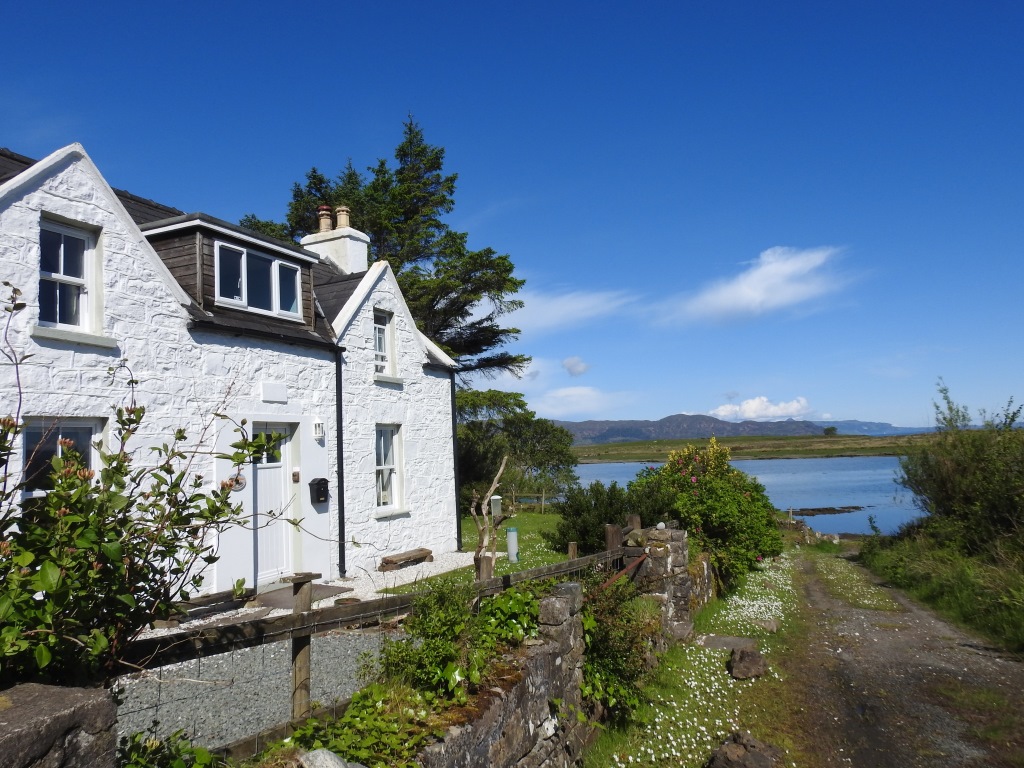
(4, 2, 1023, 427)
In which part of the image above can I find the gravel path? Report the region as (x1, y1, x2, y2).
(789, 553, 1024, 767)
(119, 551, 480, 748)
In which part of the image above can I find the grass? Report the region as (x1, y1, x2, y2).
(804, 544, 902, 612)
(385, 510, 568, 593)
(927, 680, 1024, 767)
(573, 433, 933, 463)
(860, 536, 1024, 652)
(584, 553, 806, 767)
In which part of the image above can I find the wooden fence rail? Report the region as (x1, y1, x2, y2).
(123, 549, 624, 670)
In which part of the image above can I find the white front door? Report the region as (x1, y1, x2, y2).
(253, 423, 293, 585)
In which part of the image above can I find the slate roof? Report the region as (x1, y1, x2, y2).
(312, 262, 367, 322)
(1, 147, 185, 224)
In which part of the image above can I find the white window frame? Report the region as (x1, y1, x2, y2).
(373, 309, 403, 384)
(214, 241, 303, 320)
(38, 221, 93, 331)
(375, 424, 403, 512)
(21, 418, 103, 497)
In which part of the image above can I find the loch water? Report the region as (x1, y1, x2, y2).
(575, 455, 921, 535)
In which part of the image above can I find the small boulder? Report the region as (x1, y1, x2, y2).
(727, 648, 767, 679)
(753, 619, 779, 634)
(300, 749, 368, 768)
(706, 731, 783, 768)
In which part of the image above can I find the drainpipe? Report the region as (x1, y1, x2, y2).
(450, 368, 462, 551)
(335, 346, 347, 577)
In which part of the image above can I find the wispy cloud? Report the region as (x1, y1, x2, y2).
(562, 356, 589, 377)
(508, 289, 635, 335)
(710, 395, 811, 421)
(664, 246, 845, 322)
(534, 386, 627, 419)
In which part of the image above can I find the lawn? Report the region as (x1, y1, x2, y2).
(386, 510, 568, 592)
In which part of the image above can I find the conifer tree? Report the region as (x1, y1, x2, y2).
(241, 118, 527, 378)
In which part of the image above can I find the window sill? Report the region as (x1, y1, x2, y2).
(373, 374, 404, 386)
(31, 325, 119, 349)
(374, 506, 411, 520)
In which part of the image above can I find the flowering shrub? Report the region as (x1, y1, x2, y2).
(0, 284, 268, 685)
(632, 439, 781, 586)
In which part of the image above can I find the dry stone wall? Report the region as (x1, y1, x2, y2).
(0, 683, 116, 768)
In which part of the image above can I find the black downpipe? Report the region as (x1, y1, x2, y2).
(450, 368, 462, 551)
(335, 346, 347, 577)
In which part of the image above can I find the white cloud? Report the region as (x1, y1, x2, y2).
(710, 395, 811, 421)
(665, 246, 844, 322)
(562, 356, 589, 377)
(508, 289, 635, 335)
(533, 386, 625, 419)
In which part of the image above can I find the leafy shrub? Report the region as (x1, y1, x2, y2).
(898, 384, 1024, 555)
(117, 725, 224, 767)
(0, 404, 267, 686)
(377, 578, 545, 703)
(636, 438, 782, 586)
(0, 288, 270, 685)
(289, 683, 439, 768)
(545, 481, 629, 555)
(580, 574, 662, 722)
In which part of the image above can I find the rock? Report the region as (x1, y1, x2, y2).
(697, 635, 758, 652)
(753, 619, 779, 634)
(300, 748, 368, 768)
(707, 731, 783, 767)
(728, 648, 768, 679)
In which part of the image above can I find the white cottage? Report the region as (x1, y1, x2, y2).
(0, 143, 459, 594)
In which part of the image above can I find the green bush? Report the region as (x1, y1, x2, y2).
(0, 405, 267, 686)
(377, 577, 545, 703)
(545, 481, 629, 555)
(580, 574, 663, 722)
(898, 384, 1024, 555)
(634, 438, 782, 586)
(117, 725, 224, 768)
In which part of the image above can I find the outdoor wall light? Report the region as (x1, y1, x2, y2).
(313, 419, 326, 442)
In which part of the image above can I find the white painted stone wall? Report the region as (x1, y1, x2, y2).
(338, 267, 457, 576)
(0, 147, 338, 593)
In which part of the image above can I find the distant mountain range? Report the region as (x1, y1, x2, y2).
(553, 414, 930, 445)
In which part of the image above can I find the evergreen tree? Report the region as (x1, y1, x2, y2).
(242, 118, 527, 378)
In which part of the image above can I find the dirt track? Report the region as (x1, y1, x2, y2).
(787, 553, 1024, 767)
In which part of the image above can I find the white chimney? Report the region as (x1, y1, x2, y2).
(300, 205, 370, 274)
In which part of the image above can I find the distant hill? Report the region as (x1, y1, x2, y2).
(554, 414, 929, 445)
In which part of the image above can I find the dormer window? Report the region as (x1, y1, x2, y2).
(215, 242, 301, 319)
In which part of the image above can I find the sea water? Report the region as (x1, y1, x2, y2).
(575, 456, 921, 535)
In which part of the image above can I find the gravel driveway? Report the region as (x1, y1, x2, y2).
(789, 553, 1024, 767)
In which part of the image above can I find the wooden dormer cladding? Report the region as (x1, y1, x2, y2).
(143, 215, 333, 349)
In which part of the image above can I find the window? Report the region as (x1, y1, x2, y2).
(215, 242, 301, 318)
(373, 310, 392, 375)
(39, 222, 91, 328)
(375, 425, 401, 508)
(22, 420, 99, 492)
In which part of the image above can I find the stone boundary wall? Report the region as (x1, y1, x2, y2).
(416, 525, 712, 768)
(0, 683, 116, 768)
(0, 526, 716, 767)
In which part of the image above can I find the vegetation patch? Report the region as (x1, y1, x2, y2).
(586, 554, 800, 767)
(810, 552, 901, 612)
(860, 385, 1024, 651)
(925, 679, 1024, 767)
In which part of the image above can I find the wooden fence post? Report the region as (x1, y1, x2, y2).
(626, 514, 642, 533)
(605, 523, 623, 551)
(284, 572, 321, 722)
(567, 541, 578, 560)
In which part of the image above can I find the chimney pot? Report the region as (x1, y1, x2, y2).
(335, 206, 351, 230)
(317, 206, 333, 234)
